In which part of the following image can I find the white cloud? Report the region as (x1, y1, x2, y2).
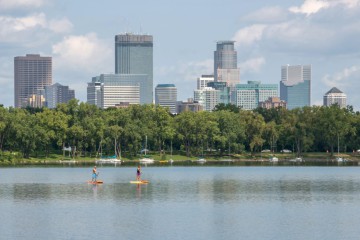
(239, 57, 266, 74)
(0, 0, 46, 10)
(289, 0, 360, 15)
(0, 13, 73, 43)
(232, 24, 266, 47)
(322, 66, 360, 88)
(289, 0, 330, 15)
(242, 6, 288, 23)
(0, 13, 46, 34)
(52, 33, 112, 74)
(48, 18, 73, 33)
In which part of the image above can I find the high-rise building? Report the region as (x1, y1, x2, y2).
(197, 75, 214, 90)
(194, 87, 220, 112)
(87, 78, 102, 107)
(44, 83, 75, 109)
(207, 81, 230, 105)
(214, 41, 240, 87)
(280, 64, 311, 110)
(115, 33, 153, 104)
(323, 87, 347, 108)
(87, 74, 148, 109)
(233, 81, 278, 110)
(155, 84, 177, 114)
(14, 54, 52, 108)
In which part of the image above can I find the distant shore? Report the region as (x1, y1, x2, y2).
(1, 152, 359, 166)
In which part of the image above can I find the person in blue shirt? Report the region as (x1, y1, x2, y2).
(92, 166, 97, 182)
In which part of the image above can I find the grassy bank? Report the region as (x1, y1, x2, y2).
(1, 150, 360, 166)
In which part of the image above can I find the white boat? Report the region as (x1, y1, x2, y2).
(59, 160, 78, 164)
(336, 157, 344, 163)
(96, 158, 121, 164)
(194, 158, 207, 163)
(289, 157, 302, 162)
(139, 157, 155, 164)
(96, 138, 122, 164)
(269, 156, 278, 162)
(139, 136, 154, 164)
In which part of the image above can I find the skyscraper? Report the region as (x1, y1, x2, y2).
(115, 33, 153, 104)
(194, 87, 220, 112)
(323, 87, 347, 108)
(155, 84, 177, 114)
(14, 54, 52, 108)
(197, 75, 214, 90)
(214, 41, 240, 87)
(87, 74, 148, 109)
(44, 83, 75, 109)
(280, 64, 311, 110)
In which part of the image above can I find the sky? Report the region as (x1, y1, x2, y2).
(1, 0, 360, 110)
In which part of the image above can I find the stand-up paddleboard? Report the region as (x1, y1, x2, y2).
(130, 180, 149, 184)
(87, 180, 103, 184)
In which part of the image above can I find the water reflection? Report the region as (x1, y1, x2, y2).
(1, 177, 359, 205)
(0, 167, 360, 240)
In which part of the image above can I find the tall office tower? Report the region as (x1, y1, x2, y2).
(280, 64, 311, 110)
(44, 83, 75, 109)
(14, 54, 52, 108)
(197, 75, 214, 90)
(194, 87, 220, 112)
(115, 33, 153, 104)
(214, 41, 240, 87)
(233, 81, 278, 110)
(155, 84, 177, 114)
(323, 87, 347, 108)
(87, 77, 102, 107)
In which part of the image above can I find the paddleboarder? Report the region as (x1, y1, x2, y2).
(136, 165, 141, 181)
(92, 166, 98, 182)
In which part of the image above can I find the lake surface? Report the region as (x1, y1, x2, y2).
(1, 166, 360, 240)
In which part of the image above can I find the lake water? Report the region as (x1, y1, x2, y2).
(1, 166, 360, 240)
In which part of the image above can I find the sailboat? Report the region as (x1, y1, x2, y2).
(139, 136, 155, 164)
(194, 141, 206, 164)
(96, 139, 122, 164)
(336, 134, 344, 163)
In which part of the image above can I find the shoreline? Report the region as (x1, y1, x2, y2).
(1, 156, 360, 167)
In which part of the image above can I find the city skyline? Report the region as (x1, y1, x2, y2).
(1, 0, 360, 110)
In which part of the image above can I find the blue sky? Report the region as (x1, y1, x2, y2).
(1, 0, 360, 110)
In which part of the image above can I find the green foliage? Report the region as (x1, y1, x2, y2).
(0, 103, 359, 159)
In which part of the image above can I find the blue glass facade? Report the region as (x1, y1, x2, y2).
(280, 80, 310, 110)
(280, 65, 311, 110)
(207, 82, 230, 105)
(234, 81, 278, 110)
(115, 34, 153, 104)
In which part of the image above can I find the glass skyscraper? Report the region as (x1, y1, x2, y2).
(14, 54, 52, 108)
(280, 65, 311, 110)
(214, 41, 240, 88)
(44, 83, 75, 109)
(115, 33, 153, 104)
(155, 84, 177, 114)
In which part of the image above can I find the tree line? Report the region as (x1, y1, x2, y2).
(0, 99, 359, 159)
